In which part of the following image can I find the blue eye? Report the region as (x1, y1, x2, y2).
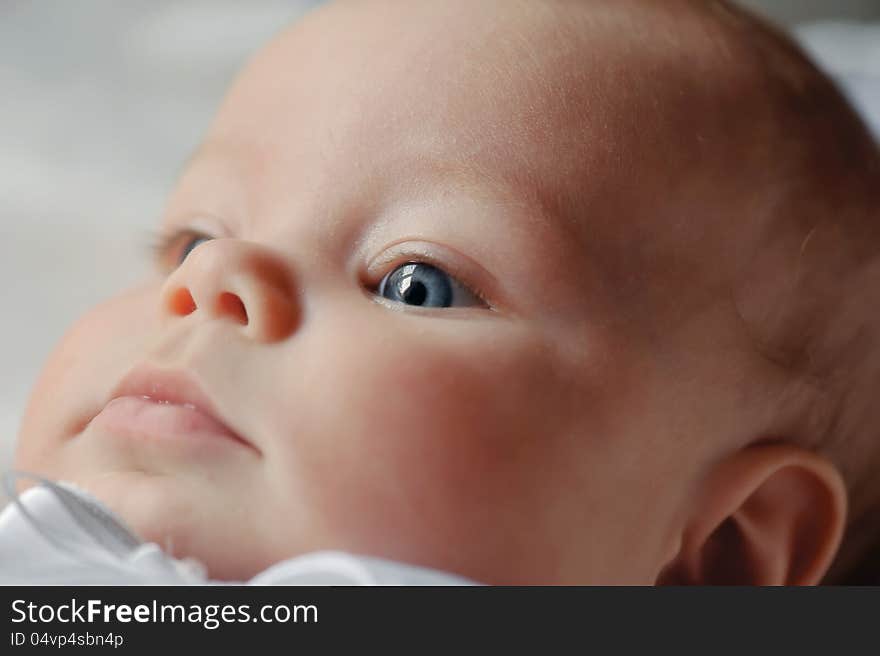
(148, 228, 215, 270)
(377, 262, 483, 308)
(177, 235, 212, 266)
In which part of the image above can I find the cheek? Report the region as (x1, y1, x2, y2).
(14, 283, 161, 474)
(271, 312, 579, 579)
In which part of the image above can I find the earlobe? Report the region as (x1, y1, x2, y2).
(656, 442, 847, 585)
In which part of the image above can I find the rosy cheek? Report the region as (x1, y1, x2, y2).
(280, 314, 572, 572)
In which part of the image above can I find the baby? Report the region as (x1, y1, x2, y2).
(8, 0, 880, 584)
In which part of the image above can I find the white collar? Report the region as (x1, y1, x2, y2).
(0, 472, 475, 586)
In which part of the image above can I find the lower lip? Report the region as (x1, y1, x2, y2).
(88, 396, 250, 450)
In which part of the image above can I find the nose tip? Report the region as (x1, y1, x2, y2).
(159, 239, 299, 342)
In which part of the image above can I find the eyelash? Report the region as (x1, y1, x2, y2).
(145, 227, 211, 269)
(143, 228, 492, 308)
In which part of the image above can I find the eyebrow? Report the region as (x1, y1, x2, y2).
(178, 141, 230, 179)
(178, 134, 576, 256)
(178, 137, 265, 179)
(393, 151, 561, 224)
(186, 134, 542, 205)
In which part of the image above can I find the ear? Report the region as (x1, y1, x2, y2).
(657, 442, 847, 585)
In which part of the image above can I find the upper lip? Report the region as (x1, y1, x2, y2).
(105, 364, 258, 453)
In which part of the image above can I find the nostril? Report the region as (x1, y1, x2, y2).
(168, 288, 196, 316)
(216, 292, 249, 325)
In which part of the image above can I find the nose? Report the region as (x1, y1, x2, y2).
(158, 238, 299, 342)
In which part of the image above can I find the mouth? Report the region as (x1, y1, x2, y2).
(87, 364, 259, 454)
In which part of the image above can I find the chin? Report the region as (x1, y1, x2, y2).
(41, 468, 251, 579)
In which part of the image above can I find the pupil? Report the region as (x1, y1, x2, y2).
(402, 280, 428, 305)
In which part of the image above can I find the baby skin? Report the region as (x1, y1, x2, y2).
(13, 0, 880, 584)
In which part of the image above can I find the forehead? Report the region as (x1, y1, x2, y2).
(202, 0, 636, 216)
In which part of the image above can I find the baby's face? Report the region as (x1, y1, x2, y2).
(14, 0, 774, 583)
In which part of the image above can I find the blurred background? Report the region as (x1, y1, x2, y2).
(1, 0, 879, 475)
(741, 0, 880, 23)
